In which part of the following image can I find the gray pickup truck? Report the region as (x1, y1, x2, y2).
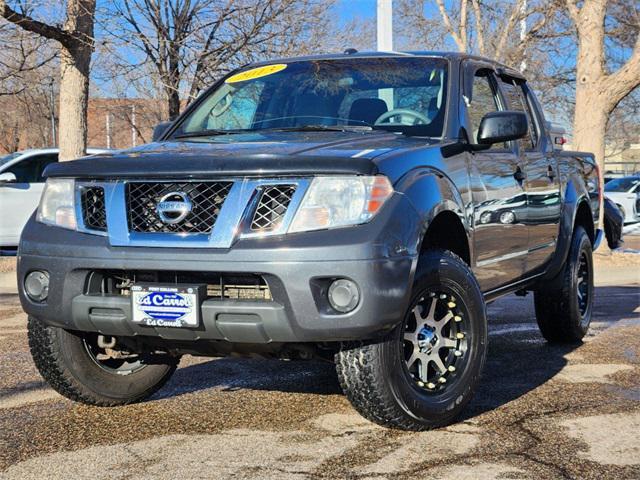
(18, 52, 602, 430)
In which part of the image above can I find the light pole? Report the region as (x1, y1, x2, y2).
(131, 104, 137, 147)
(377, 0, 393, 52)
(106, 112, 112, 149)
(48, 78, 56, 147)
(377, 0, 394, 108)
(520, 0, 527, 72)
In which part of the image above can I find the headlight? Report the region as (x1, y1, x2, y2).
(289, 176, 393, 233)
(36, 178, 77, 230)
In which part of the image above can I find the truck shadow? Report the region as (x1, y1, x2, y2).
(157, 285, 639, 418)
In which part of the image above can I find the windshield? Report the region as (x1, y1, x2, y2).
(175, 57, 448, 138)
(605, 177, 639, 192)
(0, 152, 21, 168)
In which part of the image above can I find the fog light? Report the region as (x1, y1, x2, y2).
(25, 271, 49, 302)
(328, 279, 359, 313)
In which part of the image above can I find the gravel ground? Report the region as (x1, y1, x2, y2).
(0, 258, 16, 274)
(0, 255, 638, 479)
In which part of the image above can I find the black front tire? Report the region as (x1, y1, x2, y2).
(28, 316, 178, 406)
(335, 249, 487, 431)
(534, 226, 594, 343)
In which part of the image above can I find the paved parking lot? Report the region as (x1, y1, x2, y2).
(0, 250, 638, 479)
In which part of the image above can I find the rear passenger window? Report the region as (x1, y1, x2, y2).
(499, 78, 537, 150)
(467, 71, 504, 149)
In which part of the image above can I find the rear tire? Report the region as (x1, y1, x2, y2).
(335, 249, 487, 430)
(534, 226, 593, 343)
(28, 316, 178, 406)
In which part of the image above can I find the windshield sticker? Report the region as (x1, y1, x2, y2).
(225, 64, 287, 83)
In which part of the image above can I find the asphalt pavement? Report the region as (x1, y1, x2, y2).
(0, 249, 638, 479)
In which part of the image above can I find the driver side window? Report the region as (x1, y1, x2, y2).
(467, 71, 505, 149)
(6, 154, 58, 183)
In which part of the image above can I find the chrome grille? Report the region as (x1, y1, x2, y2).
(127, 181, 232, 233)
(250, 185, 296, 232)
(80, 186, 107, 231)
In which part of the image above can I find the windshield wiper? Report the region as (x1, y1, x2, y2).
(173, 124, 379, 139)
(257, 124, 374, 133)
(173, 128, 248, 139)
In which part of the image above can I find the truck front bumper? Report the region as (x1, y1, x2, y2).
(17, 199, 419, 343)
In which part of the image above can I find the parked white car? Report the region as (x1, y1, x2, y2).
(604, 175, 640, 223)
(0, 148, 108, 248)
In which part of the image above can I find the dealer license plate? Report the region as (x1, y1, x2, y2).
(131, 284, 201, 328)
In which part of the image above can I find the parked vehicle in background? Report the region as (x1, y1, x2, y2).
(603, 197, 624, 249)
(0, 148, 108, 249)
(604, 172, 624, 184)
(20, 52, 602, 430)
(604, 175, 640, 223)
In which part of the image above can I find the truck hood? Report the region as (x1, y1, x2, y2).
(44, 131, 439, 179)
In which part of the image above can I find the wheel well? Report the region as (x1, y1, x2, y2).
(574, 201, 594, 244)
(421, 211, 470, 265)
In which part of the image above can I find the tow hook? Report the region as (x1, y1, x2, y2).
(97, 335, 116, 349)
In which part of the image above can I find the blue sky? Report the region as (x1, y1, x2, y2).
(335, 0, 377, 21)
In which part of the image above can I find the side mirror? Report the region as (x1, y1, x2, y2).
(477, 110, 528, 145)
(0, 172, 17, 184)
(152, 121, 173, 142)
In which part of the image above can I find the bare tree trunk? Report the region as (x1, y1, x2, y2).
(167, 88, 181, 120)
(572, 87, 607, 172)
(569, 0, 607, 166)
(58, 43, 91, 160)
(58, 0, 95, 160)
(567, 0, 640, 226)
(167, 48, 181, 119)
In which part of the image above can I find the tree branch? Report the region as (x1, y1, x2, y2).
(459, 0, 468, 50)
(0, 1, 75, 47)
(495, 0, 525, 61)
(470, 0, 485, 55)
(435, 0, 465, 52)
(605, 35, 640, 113)
(564, 0, 580, 25)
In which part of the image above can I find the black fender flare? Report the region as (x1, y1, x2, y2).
(395, 167, 472, 274)
(540, 177, 593, 282)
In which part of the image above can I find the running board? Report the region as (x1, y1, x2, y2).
(483, 273, 545, 303)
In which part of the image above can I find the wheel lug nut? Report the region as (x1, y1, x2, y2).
(456, 332, 464, 339)
(417, 381, 425, 387)
(448, 302, 456, 308)
(427, 382, 436, 389)
(439, 294, 447, 299)
(454, 315, 462, 322)
(448, 366, 456, 372)
(438, 377, 447, 383)
(429, 292, 436, 297)
(454, 350, 462, 357)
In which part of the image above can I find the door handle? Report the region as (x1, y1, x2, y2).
(514, 167, 526, 182)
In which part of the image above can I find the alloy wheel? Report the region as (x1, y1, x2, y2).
(402, 290, 469, 392)
(576, 251, 590, 317)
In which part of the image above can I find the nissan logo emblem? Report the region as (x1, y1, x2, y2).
(156, 192, 192, 224)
